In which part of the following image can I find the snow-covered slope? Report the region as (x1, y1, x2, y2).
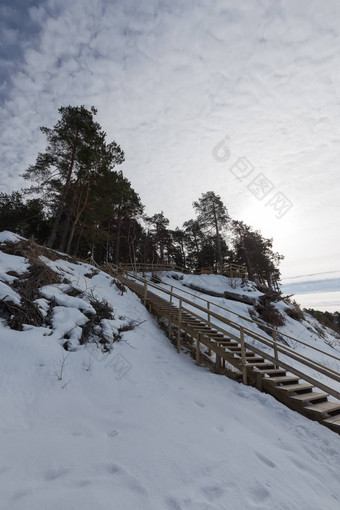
(0, 233, 340, 510)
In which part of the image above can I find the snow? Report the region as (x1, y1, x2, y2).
(0, 251, 29, 283)
(0, 236, 340, 509)
(0, 280, 22, 304)
(0, 231, 23, 244)
(40, 284, 96, 315)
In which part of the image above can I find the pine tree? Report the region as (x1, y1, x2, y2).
(145, 212, 170, 264)
(232, 220, 283, 288)
(23, 105, 124, 250)
(193, 191, 229, 269)
(183, 219, 205, 269)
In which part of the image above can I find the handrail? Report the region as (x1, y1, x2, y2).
(118, 262, 248, 277)
(122, 268, 340, 364)
(111, 266, 340, 398)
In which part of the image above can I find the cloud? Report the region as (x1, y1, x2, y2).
(0, 0, 340, 307)
(282, 277, 340, 295)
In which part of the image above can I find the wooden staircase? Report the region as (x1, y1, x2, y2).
(107, 267, 340, 435)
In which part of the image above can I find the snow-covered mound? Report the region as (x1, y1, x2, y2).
(0, 232, 340, 509)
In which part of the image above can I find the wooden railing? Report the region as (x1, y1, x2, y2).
(117, 262, 248, 279)
(142, 277, 339, 360)
(109, 264, 340, 401)
(118, 263, 191, 274)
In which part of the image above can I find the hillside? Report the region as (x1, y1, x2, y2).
(0, 232, 340, 510)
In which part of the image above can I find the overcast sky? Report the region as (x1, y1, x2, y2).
(1, 0, 339, 311)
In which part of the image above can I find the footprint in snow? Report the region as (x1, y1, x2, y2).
(165, 496, 182, 510)
(201, 485, 224, 502)
(289, 456, 310, 472)
(45, 468, 70, 481)
(106, 464, 147, 495)
(247, 481, 271, 506)
(254, 451, 276, 469)
(107, 464, 121, 475)
(11, 490, 30, 501)
(108, 430, 119, 437)
(194, 401, 205, 408)
(74, 479, 91, 487)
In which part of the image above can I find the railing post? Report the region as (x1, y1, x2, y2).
(168, 319, 172, 339)
(240, 326, 247, 385)
(177, 298, 182, 353)
(215, 352, 221, 374)
(170, 286, 173, 304)
(207, 301, 210, 325)
(143, 280, 148, 305)
(273, 330, 278, 367)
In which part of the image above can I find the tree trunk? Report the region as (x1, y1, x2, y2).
(73, 222, 84, 257)
(212, 203, 223, 269)
(46, 135, 78, 248)
(58, 206, 72, 252)
(114, 216, 122, 265)
(66, 181, 90, 254)
(66, 222, 77, 254)
(46, 205, 64, 248)
(193, 235, 201, 268)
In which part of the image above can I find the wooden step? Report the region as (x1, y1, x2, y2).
(193, 328, 212, 334)
(228, 349, 257, 357)
(226, 347, 264, 358)
(266, 375, 300, 385)
(259, 368, 287, 378)
(246, 362, 274, 369)
(323, 415, 340, 426)
(244, 356, 264, 363)
(258, 369, 287, 377)
(304, 401, 340, 416)
(275, 383, 314, 394)
(185, 323, 204, 328)
(290, 392, 328, 403)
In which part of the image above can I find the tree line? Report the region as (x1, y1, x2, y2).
(0, 105, 283, 288)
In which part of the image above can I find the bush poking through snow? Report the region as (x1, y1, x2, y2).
(79, 292, 120, 351)
(285, 301, 305, 322)
(0, 279, 45, 330)
(51, 351, 70, 381)
(254, 299, 285, 328)
(110, 278, 126, 295)
(83, 268, 100, 279)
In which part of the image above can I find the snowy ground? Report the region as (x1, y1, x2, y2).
(0, 233, 340, 509)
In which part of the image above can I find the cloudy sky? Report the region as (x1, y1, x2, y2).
(1, 0, 339, 311)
